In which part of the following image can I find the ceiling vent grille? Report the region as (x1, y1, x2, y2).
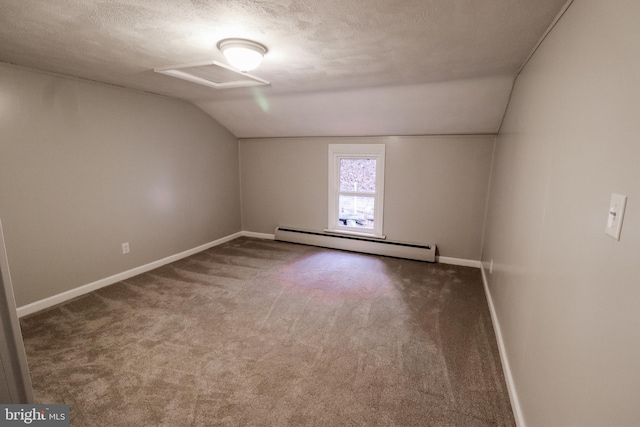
(154, 60, 269, 89)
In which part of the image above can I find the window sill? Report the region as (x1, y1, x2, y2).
(323, 229, 386, 240)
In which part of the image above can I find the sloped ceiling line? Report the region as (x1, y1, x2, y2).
(0, 0, 569, 138)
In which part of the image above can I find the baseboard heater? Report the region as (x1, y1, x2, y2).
(274, 227, 436, 262)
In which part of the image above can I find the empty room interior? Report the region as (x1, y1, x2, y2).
(1, 0, 639, 426)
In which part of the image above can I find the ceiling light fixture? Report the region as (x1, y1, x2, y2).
(217, 38, 268, 72)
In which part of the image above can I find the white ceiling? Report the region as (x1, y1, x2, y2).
(0, 0, 568, 138)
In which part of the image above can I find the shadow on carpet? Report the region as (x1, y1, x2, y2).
(20, 237, 515, 426)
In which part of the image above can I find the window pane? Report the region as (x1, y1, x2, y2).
(338, 195, 375, 229)
(339, 158, 376, 193)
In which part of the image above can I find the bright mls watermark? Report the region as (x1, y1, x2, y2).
(0, 405, 69, 426)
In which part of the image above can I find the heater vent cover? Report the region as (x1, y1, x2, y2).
(274, 227, 436, 262)
(154, 60, 269, 89)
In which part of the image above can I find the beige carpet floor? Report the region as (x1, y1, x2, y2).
(20, 237, 514, 426)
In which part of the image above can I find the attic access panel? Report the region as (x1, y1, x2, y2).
(154, 60, 269, 89)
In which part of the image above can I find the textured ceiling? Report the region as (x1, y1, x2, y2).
(0, 0, 568, 138)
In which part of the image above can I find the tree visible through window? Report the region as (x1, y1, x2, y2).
(338, 158, 376, 229)
(328, 144, 385, 237)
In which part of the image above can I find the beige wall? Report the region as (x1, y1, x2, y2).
(0, 64, 241, 307)
(482, 1, 640, 426)
(240, 135, 494, 260)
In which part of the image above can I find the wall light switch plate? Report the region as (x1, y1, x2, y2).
(605, 193, 627, 241)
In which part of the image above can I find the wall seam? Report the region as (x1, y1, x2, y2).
(496, 0, 575, 135)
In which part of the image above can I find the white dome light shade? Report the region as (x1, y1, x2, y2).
(217, 39, 268, 72)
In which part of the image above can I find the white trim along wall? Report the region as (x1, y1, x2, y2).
(16, 232, 243, 318)
(16, 231, 482, 318)
(481, 265, 524, 427)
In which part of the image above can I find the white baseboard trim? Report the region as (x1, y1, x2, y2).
(480, 266, 525, 427)
(17, 231, 244, 318)
(436, 256, 482, 268)
(241, 231, 275, 240)
(242, 231, 481, 268)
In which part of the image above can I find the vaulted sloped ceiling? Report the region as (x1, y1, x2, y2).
(0, 0, 568, 138)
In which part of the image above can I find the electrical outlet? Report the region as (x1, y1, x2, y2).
(122, 242, 130, 254)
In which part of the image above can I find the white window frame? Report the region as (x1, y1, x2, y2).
(326, 144, 385, 239)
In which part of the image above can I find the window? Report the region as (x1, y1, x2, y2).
(327, 144, 385, 238)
